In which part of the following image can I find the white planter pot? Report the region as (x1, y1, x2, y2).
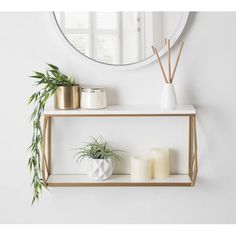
(160, 83, 177, 110)
(87, 158, 114, 180)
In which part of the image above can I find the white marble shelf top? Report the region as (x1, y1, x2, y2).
(44, 105, 196, 116)
(47, 174, 192, 186)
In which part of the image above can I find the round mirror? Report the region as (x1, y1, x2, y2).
(54, 12, 189, 66)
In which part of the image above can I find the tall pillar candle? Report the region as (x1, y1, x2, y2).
(131, 156, 152, 180)
(149, 148, 169, 179)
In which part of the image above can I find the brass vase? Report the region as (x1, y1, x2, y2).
(54, 85, 80, 110)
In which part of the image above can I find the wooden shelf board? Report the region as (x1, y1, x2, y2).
(47, 174, 192, 187)
(44, 105, 196, 116)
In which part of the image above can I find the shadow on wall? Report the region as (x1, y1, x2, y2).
(169, 148, 182, 174)
(106, 87, 121, 105)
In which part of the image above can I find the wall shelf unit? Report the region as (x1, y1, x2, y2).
(42, 105, 198, 187)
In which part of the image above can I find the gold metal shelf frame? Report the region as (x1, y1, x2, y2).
(41, 111, 198, 187)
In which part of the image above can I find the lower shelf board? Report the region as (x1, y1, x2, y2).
(46, 174, 193, 187)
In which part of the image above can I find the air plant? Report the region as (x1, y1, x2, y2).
(73, 137, 122, 164)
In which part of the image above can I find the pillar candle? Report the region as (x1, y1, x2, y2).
(149, 148, 169, 179)
(131, 156, 152, 180)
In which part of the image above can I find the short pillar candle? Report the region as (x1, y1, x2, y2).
(149, 148, 170, 179)
(131, 156, 152, 180)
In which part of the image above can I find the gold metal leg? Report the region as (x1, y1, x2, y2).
(189, 115, 198, 186)
(41, 116, 49, 184)
(192, 115, 198, 185)
(41, 115, 53, 186)
(189, 115, 193, 180)
(47, 117, 51, 176)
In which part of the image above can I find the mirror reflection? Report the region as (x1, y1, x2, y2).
(54, 12, 186, 65)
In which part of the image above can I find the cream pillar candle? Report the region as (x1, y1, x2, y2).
(131, 156, 152, 180)
(149, 148, 169, 179)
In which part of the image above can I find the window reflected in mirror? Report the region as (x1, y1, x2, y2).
(55, 12, 186, 65)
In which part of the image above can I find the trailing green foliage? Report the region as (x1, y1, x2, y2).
(74, 137, 122, 164)
(28, 63, 75, 204)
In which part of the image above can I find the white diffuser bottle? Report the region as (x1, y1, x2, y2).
(160, 83, 177, 110)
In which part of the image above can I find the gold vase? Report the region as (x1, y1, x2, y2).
(54, 85, 80, 110)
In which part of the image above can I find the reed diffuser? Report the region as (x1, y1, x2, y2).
(152, 39, 184, 109)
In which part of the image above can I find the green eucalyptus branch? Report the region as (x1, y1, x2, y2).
(28, 63, 75, 204)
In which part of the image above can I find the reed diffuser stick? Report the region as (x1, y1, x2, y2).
(171, 42, 184, 82)
(168, 39, 171, 83)
(152, 46, 169, 83)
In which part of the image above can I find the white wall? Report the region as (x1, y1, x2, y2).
(0, 12, 236, 224)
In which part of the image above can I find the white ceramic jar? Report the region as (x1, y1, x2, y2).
(80, 87, 107, 109)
